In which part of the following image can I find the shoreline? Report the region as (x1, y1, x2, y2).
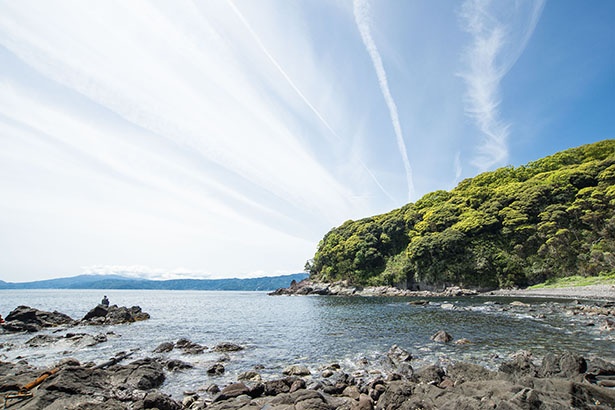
(271, 279, 615, 301)
(482, 284, 615, 302)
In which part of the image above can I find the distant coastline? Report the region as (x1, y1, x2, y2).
(0, 273, 308, 291)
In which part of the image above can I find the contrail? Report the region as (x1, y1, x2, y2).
(226, 0, 397, 204)
(353, 0, 415, 202)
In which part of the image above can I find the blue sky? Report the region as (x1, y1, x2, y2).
(0, 0, 613, 282)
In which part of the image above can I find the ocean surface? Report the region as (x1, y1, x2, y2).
(1, 290, 613, 398)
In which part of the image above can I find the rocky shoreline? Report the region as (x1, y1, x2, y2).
(269, 279, 479, 298)
(1, 342, 615, 409)
(270, 279, 615, 302)
(2, 296, 615, 409)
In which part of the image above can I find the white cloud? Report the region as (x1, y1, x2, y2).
(459, 0, 545, 171)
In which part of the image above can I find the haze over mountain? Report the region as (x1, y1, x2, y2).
(0, 273, 307, 291)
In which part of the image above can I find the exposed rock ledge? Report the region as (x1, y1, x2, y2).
(269, 279, 478, 297)
(1, 304, 150, 333)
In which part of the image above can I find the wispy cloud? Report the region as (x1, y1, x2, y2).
(459, 0, 545, 171)
(353, 0, 416, 201)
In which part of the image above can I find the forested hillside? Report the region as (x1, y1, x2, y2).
(307, 140, 615, 289)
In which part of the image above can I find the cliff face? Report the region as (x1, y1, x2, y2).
(308, 140, 615, 288)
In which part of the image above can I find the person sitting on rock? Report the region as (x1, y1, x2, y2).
(101, 295, 110, 307)
(0, 314, 4, 324)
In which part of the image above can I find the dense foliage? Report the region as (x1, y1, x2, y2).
(307, 140, 615, 289)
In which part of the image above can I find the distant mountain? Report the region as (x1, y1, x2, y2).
(0, 273, 308, 291)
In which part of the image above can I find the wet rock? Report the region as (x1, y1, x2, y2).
(176, 338, 207, 354)
(207, 363, 225, 375)
(283, 364, 311, 376)
(153, 341, 175, 353)
(238, 370, 262, 382)
(213, 342, 244, 352)
(2, 305, 76, 332)
(454, 338, 471, 345)
(430, 330, 453, 343)
(166, 359, 193, 371)
(407, 299, 429, 306)
(81, 304, 150, 326)
(385, 344, 413, 377)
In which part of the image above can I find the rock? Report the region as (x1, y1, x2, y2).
(238, 370, 262, 382)
(283, 365, 311, 376)
(207, 363, 225, 375)
(538, 352, 587, 378)
(143, 391, 182, 410)
(499, 350, 537, 379)
(153, 341, 175, 353)
(166, 359, 193, 371)
(430, 330, 453, 343)
(454, 338, 471, 345)
(26, 334, 58, 347)
(408, 299, 430, 306)
(81, 304, 150, 326)
(176, 338, 207, 354)
(214, 382, 250, 402)
(264, 379, 291, 396)
(2, 305, 76, 332)
(510, 301, 530, 307)
(385, 344, 413, 377)
(440, 303, 455, 310)
(356, 394, 374, 410)
(110, 358, 165, 390)
(213, 342, 244, 352)
(322, 369, 335, 378)
(414, 365, 445, 385)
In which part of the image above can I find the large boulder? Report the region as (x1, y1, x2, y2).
(81, 304, 150, 326)
(2, 305, 76, 332)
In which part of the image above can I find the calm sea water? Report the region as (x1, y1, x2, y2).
(1, 290, 613, 398)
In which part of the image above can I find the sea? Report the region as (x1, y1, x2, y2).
(1, 290, 613, 399)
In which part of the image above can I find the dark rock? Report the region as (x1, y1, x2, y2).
(213, 342, 244, 352)
(207, 363, 225, 375)
(214, 382, 250, 402)
(264, 379, 291, 396)
(110, 358, 165, 390)
(2, 305, 76, 332)
(430, 330, 453, 343)
(166, 359, 193, 371)
(176, 338, 207, 354)
(414, 365, 445, 385)
(82, 304, 108, 321)
(81, 304, 150, 326)
(143, 391, 182, 410)
(385, 344, 413, 377)
(153, 341, 175, 353)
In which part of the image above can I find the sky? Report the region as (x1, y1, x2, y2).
(0, 0, 613, 282)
